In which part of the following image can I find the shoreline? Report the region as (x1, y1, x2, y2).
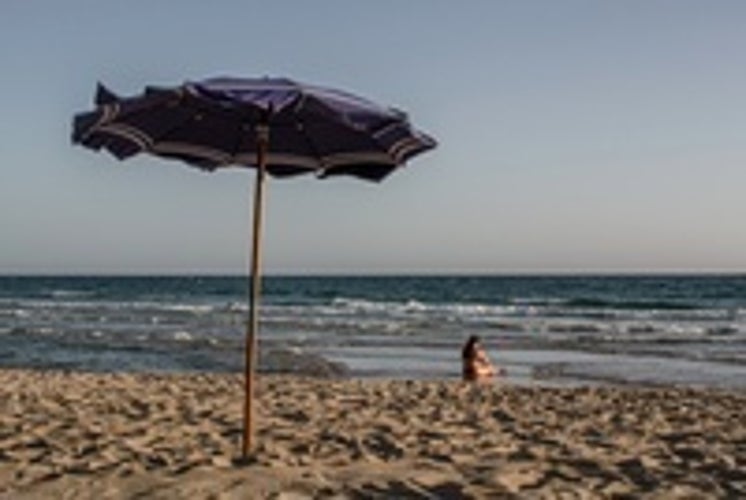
(5, 332, 746, 390)
(1, 368, 744, 498)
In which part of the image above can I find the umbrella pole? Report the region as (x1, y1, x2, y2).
(243, 124, 269, 458)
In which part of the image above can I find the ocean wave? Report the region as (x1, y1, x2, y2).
(10, 309, 31, 318)
(171, 330, 194, 341)
(0, 297, 218, 311)
(300, 297, 736, 327)
(160, 304, 215, 314)
(4, 292, 736, 328)
(563, 297, 700, 310)
(330, 297, 429, 314)
(48, 289, 96, 299)
(508, 295, 705, 311)
(546, 323, 607, 334)
(326, 296, 525, 320)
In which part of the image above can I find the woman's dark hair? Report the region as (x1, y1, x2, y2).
(462, 335, 481, 360)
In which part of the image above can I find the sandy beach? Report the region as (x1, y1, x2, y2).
(0, 369, 744, 499)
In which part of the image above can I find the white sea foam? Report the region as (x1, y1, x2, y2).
(403, 299, 427, 311)
(511, 297, 566, 306)
(162, 304, 215, 314)
(49, 289, 94, 298)
(171, 331, 193, 341)
(328, 297, 517, 321)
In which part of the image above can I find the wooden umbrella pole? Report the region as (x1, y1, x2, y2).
(243, 123, 269, 458)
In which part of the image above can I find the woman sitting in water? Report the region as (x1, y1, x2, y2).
(462, 335, 503, 382)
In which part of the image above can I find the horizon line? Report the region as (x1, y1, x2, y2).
(1, 269, 744, 278)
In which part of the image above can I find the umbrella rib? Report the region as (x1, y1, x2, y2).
(271, 99, 327, 174)
(76, 103, 122, 143)
(97, 123, 154, 150)
(300, 82, 391, 116)
(235, 152, 320, 170)
(290, 94, 396, 174)
(389, 136, 426, 163)
(152, 142, 232, 165)
(295, 123, 328, 175)
(324, 152, 395, 167)
(92, 104, 121, 134)
(144, 93, 238, 167)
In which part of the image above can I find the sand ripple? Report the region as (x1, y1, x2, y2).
(0, 369, 744, 498)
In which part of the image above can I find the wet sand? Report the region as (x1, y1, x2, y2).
(0, 369, 744, 498)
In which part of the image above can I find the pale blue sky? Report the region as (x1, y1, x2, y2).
(1, 1, 745, 274)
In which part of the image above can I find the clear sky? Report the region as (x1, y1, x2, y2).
(1, 1, 745, 275)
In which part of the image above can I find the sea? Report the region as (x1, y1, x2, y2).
(1, 275, 745, 389)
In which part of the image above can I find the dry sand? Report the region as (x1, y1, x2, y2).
(0, 369, 744, 499)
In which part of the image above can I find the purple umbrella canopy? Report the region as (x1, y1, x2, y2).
(73, 76, 436, 181)
(72, 76, 436, 458)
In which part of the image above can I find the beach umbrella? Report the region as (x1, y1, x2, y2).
(71, 76, 436, 457)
